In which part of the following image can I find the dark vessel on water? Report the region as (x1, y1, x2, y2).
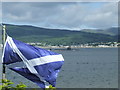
(67, 46, 72, 50)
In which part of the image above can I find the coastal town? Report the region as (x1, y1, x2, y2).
(0, 42, 119, 49)
(28, 42, 120, 49)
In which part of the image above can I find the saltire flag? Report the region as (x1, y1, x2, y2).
(2, 36, 64, 88)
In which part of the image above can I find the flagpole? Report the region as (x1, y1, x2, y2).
(2, 25, 6, 79)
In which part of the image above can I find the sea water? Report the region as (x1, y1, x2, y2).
(0, 48, 118, 88)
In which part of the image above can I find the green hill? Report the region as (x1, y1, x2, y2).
(81, 27, 118, 36)
(4, 24, 118, 45)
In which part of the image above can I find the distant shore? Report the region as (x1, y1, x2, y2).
(0, 46, 119, 50)
(37, 46, 119, 49)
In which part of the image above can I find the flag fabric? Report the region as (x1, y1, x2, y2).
(10, 67, 46, 88)
(2, 36, 64, 88)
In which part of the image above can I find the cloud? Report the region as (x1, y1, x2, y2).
(83, 2, 118, 28)
(2, 0, 119, 2)
(0, 3, 2, 23)
(2, 2, 118, 30)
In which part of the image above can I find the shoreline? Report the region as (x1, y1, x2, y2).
(0, 46, 119, 50)
(37, 46, 119, 49)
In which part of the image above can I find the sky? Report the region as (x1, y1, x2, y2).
(1, 2, 118, 30)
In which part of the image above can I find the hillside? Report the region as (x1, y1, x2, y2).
(4, 24, 118, 45)
(81, 27, 118, 36)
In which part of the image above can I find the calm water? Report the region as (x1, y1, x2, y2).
(0, 48, 118, 88)
(0, 48, 2, 81)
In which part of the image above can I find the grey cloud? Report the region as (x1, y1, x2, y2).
(0, 3, 2, 23)
(2, 0, 119, 2)
(83, 2, 118, 28)
(2, 2, 118, 30)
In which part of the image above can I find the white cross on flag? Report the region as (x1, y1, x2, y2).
(2, 36, 64, 88)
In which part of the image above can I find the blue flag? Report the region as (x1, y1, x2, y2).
(2, 36, 64, 88)
(10, 67, 45, 88)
